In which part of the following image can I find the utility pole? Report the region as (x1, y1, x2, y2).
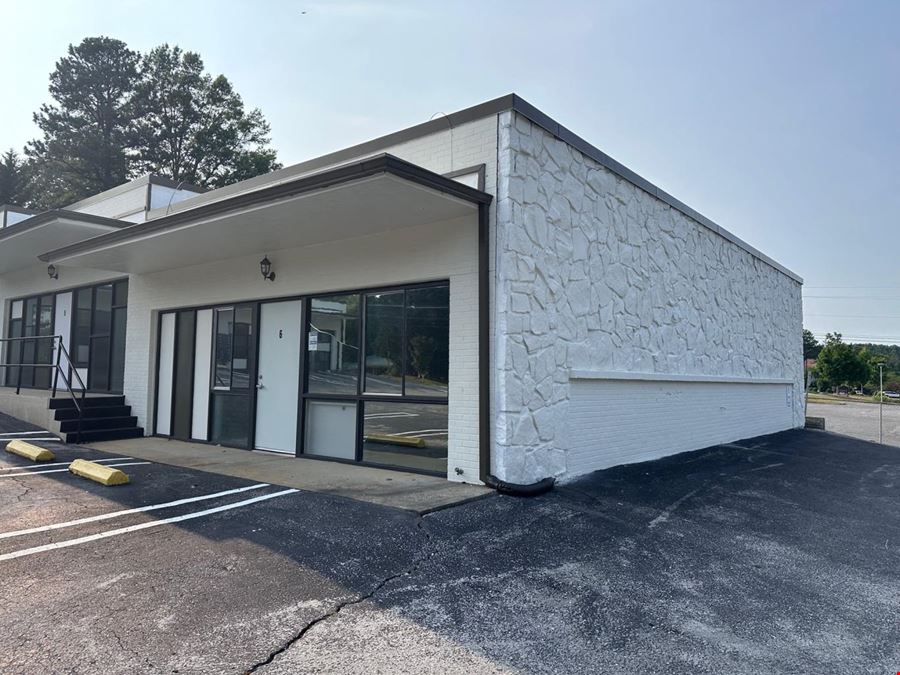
(878, 363, 884, 444)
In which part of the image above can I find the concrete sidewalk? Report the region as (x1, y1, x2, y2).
(86, 437, 491, 514)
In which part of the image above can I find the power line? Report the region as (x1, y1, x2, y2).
(804, 295, 900, 300)
(811, 335, 900, 343)
(805, 313, 900, 319)
(805, 286, 900, 290)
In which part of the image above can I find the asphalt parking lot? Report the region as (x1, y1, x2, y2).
(1, 424, 898, 674)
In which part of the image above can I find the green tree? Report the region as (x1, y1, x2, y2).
(815, 333, 872, 391)
(131, 44, 279, 188)
(803, 329, 821, 360)
(26, 37, 139, 208)
(0, 150, 30, 205)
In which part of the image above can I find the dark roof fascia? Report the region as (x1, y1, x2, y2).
(0, 209, 126, 243)
(40, 154, 492, 263)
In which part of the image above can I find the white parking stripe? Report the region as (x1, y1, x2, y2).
(0, 462, 150, 478)
(2, 437, 61, 442)
(0, 457, 133, 471)
(0, 483, 270, 539)
(0, 431, 54, 436)
(0, 488, 299, 562)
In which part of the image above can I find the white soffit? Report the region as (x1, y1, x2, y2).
(47, 174, 478, 274)
(0, 215, 122, 274)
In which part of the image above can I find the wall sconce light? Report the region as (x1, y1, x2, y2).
(259, 256, 276, 282)
(47, 264, 59, 280)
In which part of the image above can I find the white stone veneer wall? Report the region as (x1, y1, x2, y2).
(493, 111, 804, 483)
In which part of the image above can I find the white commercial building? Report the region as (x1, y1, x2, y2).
(0, 95, 803, 485)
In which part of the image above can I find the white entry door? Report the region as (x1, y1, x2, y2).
(255, 300, 302, 453)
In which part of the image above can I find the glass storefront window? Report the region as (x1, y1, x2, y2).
(6, 280, 128, 393)
(74, 288, 92, 366)
(89, 336, 110, 391)
(307, 294, 360, 394)
(302, 283, 450, 472)
(110, 308, 127, 392)
(24, 298, 37, 337)
(113, 280, 128, 307)
(362, 401, 448, 473)
(93, 284, 112, 334)
(404, 286, 450, 398)
(364, 291, 403, 394)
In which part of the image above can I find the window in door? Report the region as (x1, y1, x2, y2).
(210, 305, 256, 448)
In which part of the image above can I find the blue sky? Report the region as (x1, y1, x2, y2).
(2, 0, 898, 344)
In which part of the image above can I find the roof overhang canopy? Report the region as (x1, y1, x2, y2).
(0, 211, 124, 274)
(40, 155, 492, 275)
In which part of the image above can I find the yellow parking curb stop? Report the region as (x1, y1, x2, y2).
(363, 433, 426, 448)
(5, 440, 55, 462)
(69, 459, 130, 486)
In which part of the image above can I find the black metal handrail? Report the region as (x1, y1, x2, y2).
(0, 335, 86, 443)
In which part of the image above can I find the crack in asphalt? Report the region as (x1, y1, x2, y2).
(7, 475, 32, 503)
(243, 516, 435, 674)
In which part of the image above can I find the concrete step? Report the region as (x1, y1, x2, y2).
(64, 426, 144, 444)
(54, 405, 132, 421)
(59, 416, 138, 433)
(49, 395, 125, 410)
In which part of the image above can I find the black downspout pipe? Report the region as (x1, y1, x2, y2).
(478, 201, 491, 484)
(484, 474, 556, 497)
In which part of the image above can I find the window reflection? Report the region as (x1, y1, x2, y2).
(307, 294, 360, 394)
(232, 306, 253, 390)
(405, 286, 449, 397)
(364, 291, 403, 394)
(362, 401, 447, 473)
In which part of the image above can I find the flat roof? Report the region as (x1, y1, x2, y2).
(147, 94, 799, 283)
(64, 174, 208, 213)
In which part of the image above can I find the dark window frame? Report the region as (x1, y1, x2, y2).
(299, 280, 450, 470)
(150, 279, 450, 477)
(4, 293, 56, 389)
(6, 278, 129, 393)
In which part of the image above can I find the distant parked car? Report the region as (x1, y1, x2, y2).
(883, 391, 900, 399)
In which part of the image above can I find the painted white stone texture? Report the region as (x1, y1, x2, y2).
(492, 111, 803, 484)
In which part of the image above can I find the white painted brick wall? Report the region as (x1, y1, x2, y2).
(124, 215, 481, 482)
(567, 378, 794, 475)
